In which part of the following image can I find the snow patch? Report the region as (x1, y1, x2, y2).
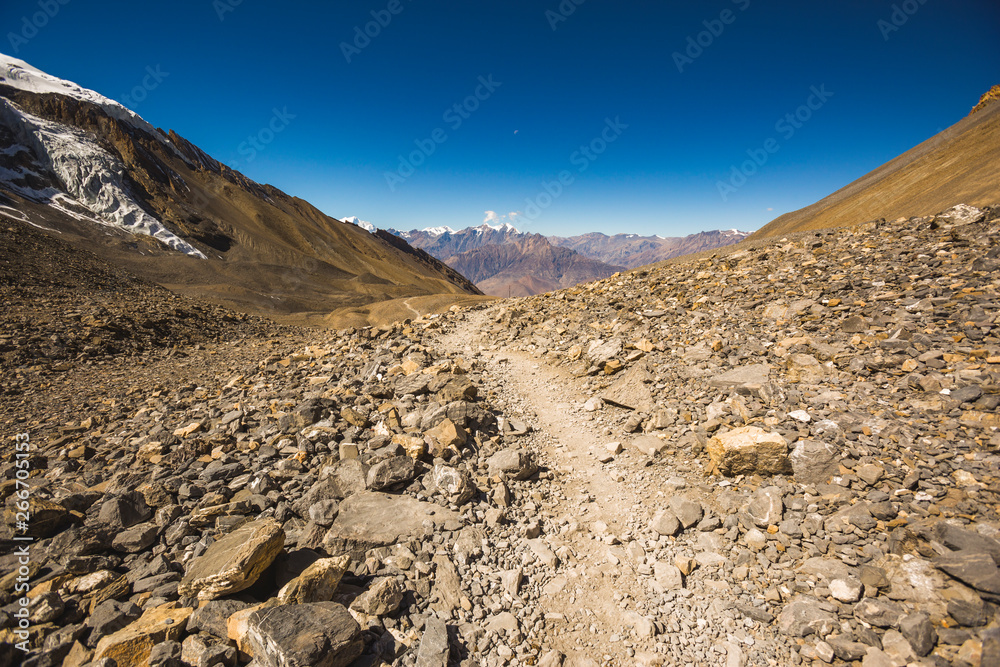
(0, 53, 177, 153)
(0, 98, 205, 258)
(422, 226, 457, 236)
(342, 216, 377, 232)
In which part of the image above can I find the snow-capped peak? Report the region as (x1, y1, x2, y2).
(342, 216, 376, 232)
(0, 53, 173, 149)
(478, 222, 521, 233)
(421, 226, 456, 236)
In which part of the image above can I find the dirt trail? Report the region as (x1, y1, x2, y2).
(438, 307, 666, 662)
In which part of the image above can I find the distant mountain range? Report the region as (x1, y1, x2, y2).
(364, 222, 749, 296)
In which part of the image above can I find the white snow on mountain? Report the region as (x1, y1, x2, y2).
(421, 226, 457, 236)
(0, 98, 206, 258)
(479, 222, 520, 233)
(0, 53, 176, 151)
(342, 216, 377, 232)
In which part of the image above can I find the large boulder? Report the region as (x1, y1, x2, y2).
(707, 426, 790, 476)
(243, 602, 363, 667)
(178, 518, 284, 600)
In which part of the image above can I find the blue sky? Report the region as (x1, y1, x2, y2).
(3, 0, 998, 236)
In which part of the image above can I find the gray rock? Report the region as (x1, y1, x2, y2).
(487, 449, 538, 480)
(650, 510, 681, 537)
(415, 616, 450, 667)
(853, 598, 904, 628)
(898, 613, 936, 657)
(599, 363, 654, 412)
(708, 364, 770, 389)
(323, 492, 460, 553)
(934, 523, 1000, 564)
(148, 640, 183, 667)
(790, 439, 839, 485)
(85, 600, 142, 648)
(429, 464, 476, 504)
(669, 497, 703, 529)
(97, 492, 152, 530)
(827, 636, 868, 661)
(111, 521, 159, 553)
(777, 598, 838, 637)
(366, 455, 416, 490)
(187, 599, 250, 639)
(351, 577, 405, 616)
(934, 551, 1000, 594)
(245, 602, 363, 667)
(747, 486, 784, 528)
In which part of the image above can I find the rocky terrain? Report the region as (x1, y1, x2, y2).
(3, 202, 1000, 667)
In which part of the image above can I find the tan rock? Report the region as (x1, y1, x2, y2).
(426, 418, 467, 456)
(93, 605, 192, 665)
(178, 518, 284, 600)
(708, 426, 790, 476)
(277, 555, 351, 604)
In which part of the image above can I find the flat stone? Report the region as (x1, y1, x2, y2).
(829, 578, 863, 603)
(323, 492, 459, 553)
(93, 605, 192, 665)
(599, 363, 654, 412)
(747, 486, 784, 527)
(934, 551, 1000, 594)
(708, 364, 770, 389)
(854, 598, 904, 628)
(777, 597, 838, 637)
(178, 518, 284, 600)
(789, 440, 840, 484)
(630, 435, 669, 457)
(187, 599, 249, 640)
(653, 562, 683, 591)
(934, 523, 1000, 564)
(244, 602, 363, 667)
(669, 497, 703, 529)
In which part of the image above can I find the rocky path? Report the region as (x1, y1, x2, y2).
(440, 311, 656, 662)
(435, 309, 790, 666)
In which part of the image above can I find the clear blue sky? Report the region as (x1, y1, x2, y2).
(3, 0, 998, 236)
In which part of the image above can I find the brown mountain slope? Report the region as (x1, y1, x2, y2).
(445, 235, 625, 297)
(754, 91, 1000, 239)
(0, 60, 483, 326)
